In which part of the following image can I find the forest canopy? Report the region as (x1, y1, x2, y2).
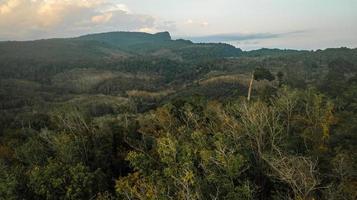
(0, 32, 356, 200)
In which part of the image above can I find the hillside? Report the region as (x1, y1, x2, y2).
(0, 32, 356, 200)
(0, 31, 242, 63)
(0, 31, 243, 82)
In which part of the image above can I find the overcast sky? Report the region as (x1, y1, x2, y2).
(0, 0, 356, 50)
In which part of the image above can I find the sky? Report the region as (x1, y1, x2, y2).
(0, 0, 356, 50)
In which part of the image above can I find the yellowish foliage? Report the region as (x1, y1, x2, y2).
(116, 172, 158, 200)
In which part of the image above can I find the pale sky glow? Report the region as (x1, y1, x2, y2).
(0, 0, 356, 50)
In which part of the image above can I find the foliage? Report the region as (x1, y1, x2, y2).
(0, 33, 356, 199)
(254, 67, 275, 81)
(28, 160, 104, 200)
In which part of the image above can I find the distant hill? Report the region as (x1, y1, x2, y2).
(0, 31, 243, 64)
(0, 39, 128, 62)
(77, 31, 243, 58)
(243, 48, 308, 57)
(0, 31, 243, 83)
(78, 31, 173, 47)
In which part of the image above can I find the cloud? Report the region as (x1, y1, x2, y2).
(184, 19, 209, 27)
(0, 0, 157, 40)
(186, 19, 194, 24)
(0, 0, 20, 14)
(185, 31, 305, 43)
(138, 27, 157, 33)
(91, 12, 113, 24)
(201, 21, 209, 27)
(100, 3, 130, 13)
(156, 20, 177, 32)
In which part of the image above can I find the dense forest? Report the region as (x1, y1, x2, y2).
(0, 32, 356, 200)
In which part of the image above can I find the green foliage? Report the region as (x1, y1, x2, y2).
(0, 32, 356, 199)
(14, 135, 54, 166)
(0, 161, 19, 200)
(254, 67, 275, 81)
(114, 87, 345, 200)
(29, 160, 105, 200)
(116, 100, 253, 199)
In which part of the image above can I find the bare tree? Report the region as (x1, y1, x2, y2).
(264, 155, 319, 200)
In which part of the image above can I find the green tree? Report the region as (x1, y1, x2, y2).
(29, 160, 105, 200)
(248, 67, 275, 101)
(116, 100, 254, 200)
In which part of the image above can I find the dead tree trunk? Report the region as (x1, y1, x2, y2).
(247, 73, 254, 101)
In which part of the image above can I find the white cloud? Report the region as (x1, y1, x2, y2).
(186, 19, 194, 24)
(201, 21, 209, 27)
(91, 12, 113, 24)
(0, 0, 20, 14)
(101, 3, 130, 13)
(184, 19, 209, 27)
(156, 20, 176, 32)
(138, 27, 157, 33)
(0, 0, 157, 40)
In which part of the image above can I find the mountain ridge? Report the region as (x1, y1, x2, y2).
(0, 31, 243, 63)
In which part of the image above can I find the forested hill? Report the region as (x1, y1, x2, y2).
(0, 31, 242, 63)
(0, 31, 356, 199)
(77, 31, 173, 47)
(0, 31, 244, 82)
